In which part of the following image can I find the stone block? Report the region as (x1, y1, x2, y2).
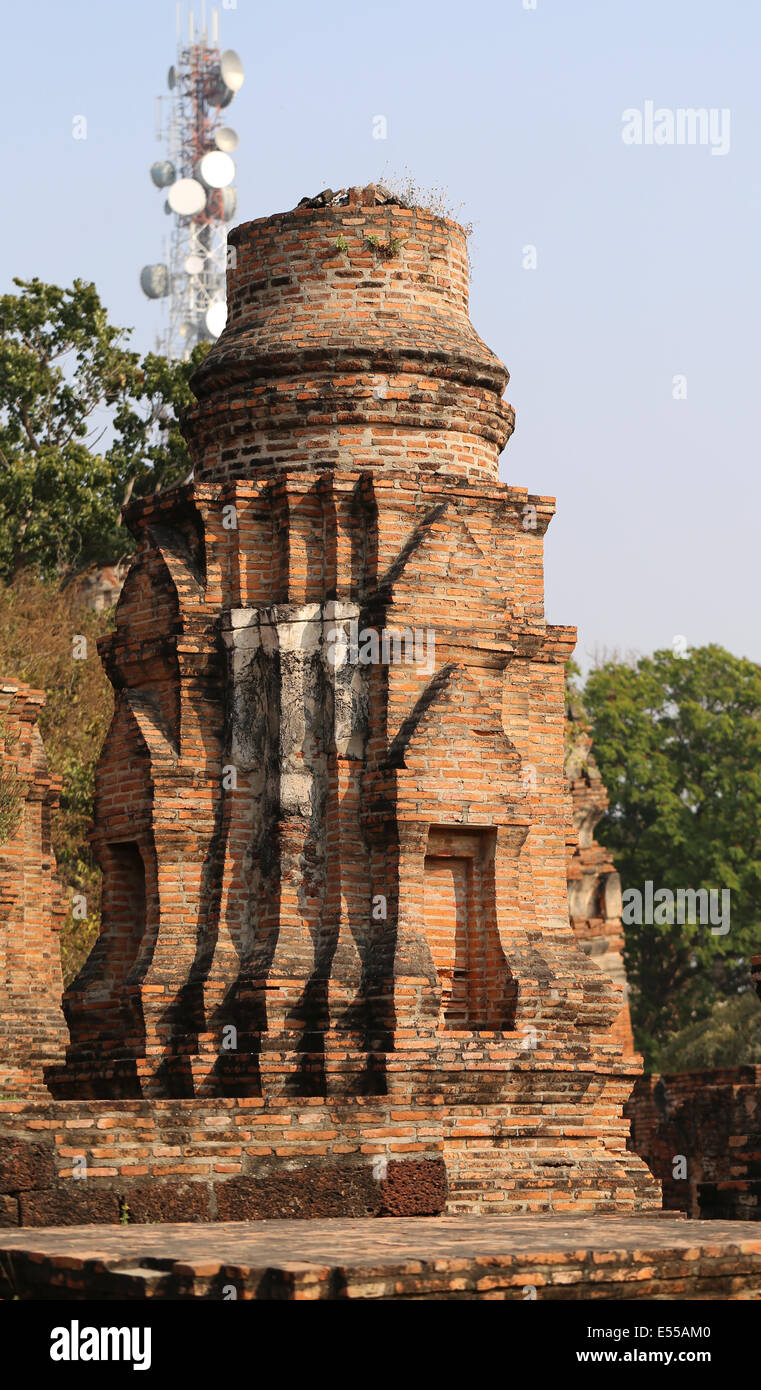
(215, 1165, 382, 1221)
(0, 1138, 55, 1194)
(19, 1186, 120, 1227)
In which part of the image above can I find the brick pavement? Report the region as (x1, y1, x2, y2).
(1, 1213, 761, 1299)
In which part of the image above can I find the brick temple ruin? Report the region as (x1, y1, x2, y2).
(3, 189, 761, 1271)
(4, 185, 652, 1218)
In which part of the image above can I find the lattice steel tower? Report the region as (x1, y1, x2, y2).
(140, 3, 244, 360)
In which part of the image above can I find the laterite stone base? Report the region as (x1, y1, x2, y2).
(2, 1214, 761, 1300)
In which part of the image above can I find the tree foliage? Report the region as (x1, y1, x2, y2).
(658, 992, 761, 1071)
(582, 645, 761, 1064)
(0, 277, 208, 578)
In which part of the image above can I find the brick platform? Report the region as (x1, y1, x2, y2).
(0, 1088, 658, 1226)
(1, 1214, 760, 1299)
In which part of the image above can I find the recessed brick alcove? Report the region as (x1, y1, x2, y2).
(1, 187, 664, 1226)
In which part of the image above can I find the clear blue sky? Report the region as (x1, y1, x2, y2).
(2, 0, 759, 671)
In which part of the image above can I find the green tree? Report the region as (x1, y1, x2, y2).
(582, 645, 761, 1064)
(658, 992, 761, 1072)
(0, 277, 208, 578)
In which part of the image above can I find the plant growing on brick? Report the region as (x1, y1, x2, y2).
(365, 232, 404, 260)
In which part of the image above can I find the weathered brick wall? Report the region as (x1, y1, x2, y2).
(0, 683, 67, 1097)
(626, 1067, 761, 1220)
(0, 1096, 446, 1226)
(185, 188, 513, 487)
(626, 958, 761, 1220)
(565, 694, 634, 1055)
(70, 560, 130, 613)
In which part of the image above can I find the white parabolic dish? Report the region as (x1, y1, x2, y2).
(168, 178, 207, 216)
(220, 49, 244, 91)
(199, 151, 235, 189)
(215, 126, 239, 152)
(205, 301, 228, 338)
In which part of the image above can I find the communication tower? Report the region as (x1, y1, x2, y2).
(141, 2, 244, 359)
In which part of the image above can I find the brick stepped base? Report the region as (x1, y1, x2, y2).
(0, 1088, 660, 1227)
(1, 1214, 761, 1299)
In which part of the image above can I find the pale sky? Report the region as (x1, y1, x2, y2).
(2, 0, 759, 671)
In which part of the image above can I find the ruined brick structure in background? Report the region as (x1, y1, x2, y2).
(0, 683, 66, 1097)
(41, 188, 658, 1216)
(625, 956, 761, 1221)
(565, 694, 634, 1055)
(71, 559, 130, 614)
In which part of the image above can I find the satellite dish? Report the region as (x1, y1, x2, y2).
(205, 301, 227, 338)
(198, 151, 235, 189)
(168, 177, 207, 216)
(140, 264, 170, 299)
(220, 50, 244, 91)
(207, 65, 232, 108)
(215, 126, 238, 152)
(221, 187, 238, 221)
(185, 254, 204, 275)
(208, 71, 235, 108)
(150, 160, 176, 189)
(168, 65, 176, 90)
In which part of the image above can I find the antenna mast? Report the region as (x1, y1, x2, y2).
(141, 3, 244, 360)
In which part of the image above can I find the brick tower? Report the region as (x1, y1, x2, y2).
(51, 187, 659, 1212)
